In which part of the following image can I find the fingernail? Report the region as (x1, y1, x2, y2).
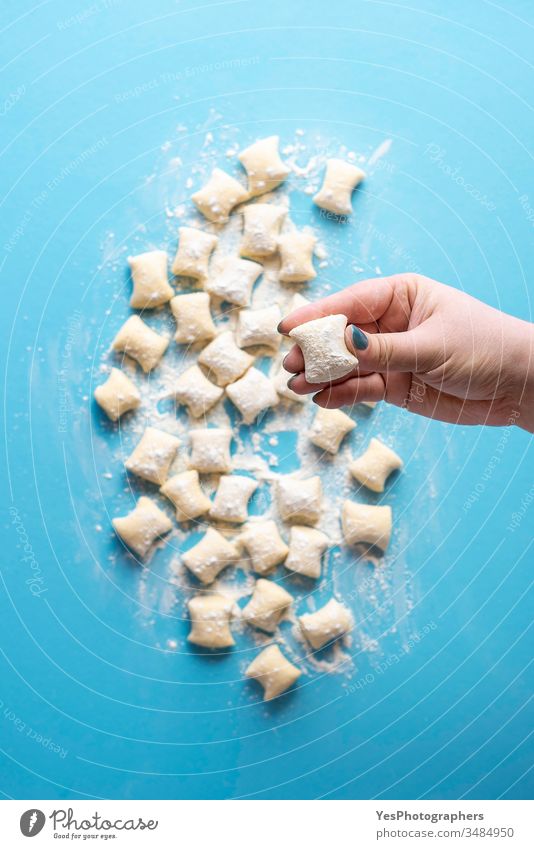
(282, 353, 290, 370)
(351, 325, 368, 350)
(287, 375, 297, 388)
(312, 393, 322, 405)
(277, 320, 286, 334)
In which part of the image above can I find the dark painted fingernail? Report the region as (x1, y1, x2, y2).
(312, 393, 322, 404)
(287, 375, 297, 388)
(351, 325, 368, 350)
(277, 320, 286, 334)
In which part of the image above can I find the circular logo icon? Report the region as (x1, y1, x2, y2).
(20, 810, 46, 837)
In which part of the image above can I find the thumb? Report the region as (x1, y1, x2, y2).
(346, 324, 438, 374)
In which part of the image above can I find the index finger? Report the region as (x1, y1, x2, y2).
(278, 274, 409, 335)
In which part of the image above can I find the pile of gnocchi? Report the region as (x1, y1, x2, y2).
(94, 136, 403, 701)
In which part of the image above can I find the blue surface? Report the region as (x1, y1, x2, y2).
(1, 0, 533, 800)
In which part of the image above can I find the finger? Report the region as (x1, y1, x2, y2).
(345, 322, 438, 374)
(282, 344, 304, 374)
(288, 366, 376, 395)
(312, 374, 387, 408)
(278, 274, 416, 334)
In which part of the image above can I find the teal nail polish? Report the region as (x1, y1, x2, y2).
(351, 325, 368, 350)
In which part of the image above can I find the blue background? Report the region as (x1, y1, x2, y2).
(1, 0, 533, 800)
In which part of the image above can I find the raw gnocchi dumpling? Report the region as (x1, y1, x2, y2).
(112, 315, 169, 373)
(276, 475, 322, 525)
(94, 368, 141, 421)
(189, 427, 233, 474)
(172, 364, 224, 418)
(191, 168, 248, 223)
(226, 367, 279, 424)
(240, 519, 288, 575)
(171, 226, 218, 281)
(271, 361, 307, 404)
(313, 158, 365, 216)
(236, 305, 282, 351)
(198, 331, 254, 386)
(246, 644, 301, 701)
(240, 203, 286, 258)
(160, 470, 211, 522)
(209, 474, 258, 524)
(349, 438, 403, 492)
(182, 527, 239, 584)
(187, 593, 235, 649)
(341, 500, 392, 552)
(206, 256, 262, 307)
(112, 496, 172, 559)
(170, 292, 216, 345)
(238, 136, 290, 197)
(242, 578, 293, 633)
(299, 598, 353, 650)
(278, 230, 316, 284)
(285, 526, 329, 579)
(309, 407, 356, 454)
(125, 426, 180, 485)
(128, 250, 173, 309)
(288, 314, 358, 384)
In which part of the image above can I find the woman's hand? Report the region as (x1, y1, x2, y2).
(279, 274, 534, 432)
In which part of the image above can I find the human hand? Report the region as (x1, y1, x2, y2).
(279, 274, 534, 432)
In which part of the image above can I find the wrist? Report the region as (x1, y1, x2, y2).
(508, 319, 534, 432)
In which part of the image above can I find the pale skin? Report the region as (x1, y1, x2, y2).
(279, 274, 534, 433)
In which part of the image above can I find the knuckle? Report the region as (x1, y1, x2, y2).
(374, 334, 394, 370)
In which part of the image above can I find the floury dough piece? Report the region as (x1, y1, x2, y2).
(236, 305, 282, 352)
(238, 136, 290, 197)
(128, 250, 173, 309)
(188, 428, 233, 474)
(341, 500, 392, 552)
(160, 470, 211, 522)
(349, 438, 403, 492)
(240, 203, 286, 258)
(246, 644, 301, 700)
(198, 331, 254, 386)
(94, 368, 141, 421)
(313, 158, 365, 216)
(278, 230, 316, 284)
(187, 594, 235, 648)
(112, 496, 172, 560)
(288, 314, 358, 384)
(172, 365, 224, 418)
(171, 227, 218, 281)
(125, 426, 180, 485)
(112, 315, 169, 373)
(308, 407, 356, 454)
(241, 579, 293, 633)
(206, 256, 262, 307)
(239, 519, 288, 575)
(284, 526, 329, 579)
(299, 598, 353, 650)
(182, 527, 239, 584)
(276, 475, 322, 525)
(170, 293, 216, 346)
(209, 474, 258, 524)
(191, 168, 248, 223)
(225, 367, 279, 424)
